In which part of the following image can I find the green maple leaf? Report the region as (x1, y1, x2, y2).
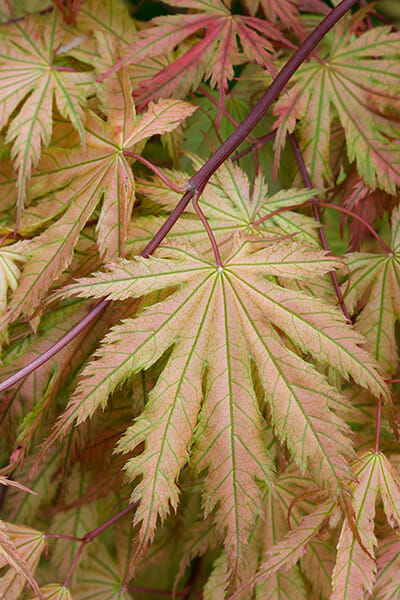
(345, 206, 400, 376)
(273, 21, 400, 192)
(44, 236, 388, 585)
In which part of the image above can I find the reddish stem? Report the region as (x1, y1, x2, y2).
(0, 6, 53, 25)
(51, 501, 138, 586)
(0, 298, 110, 393)
(123, 151, 190, 194)
(63, 542, 85, 587)
(127, 586, 189, 597)
(359, 0, 373, 29)
(316, 201, 391, 254)
(232, 131, 276, 162)
(288, 133, 352, 323)
(375, 396, 382, 453)
(197, 86, 255, 144)
(192, 193, 223, 267)
(370, 9, 398, 30)
(252, 200, 313, 226)
(0, 232, 13, 248)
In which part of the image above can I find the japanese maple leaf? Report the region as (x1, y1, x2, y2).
(273, 22, 400, 192)
(374, 532, 400, 600)
(0, 10, 93, 212)
(0, 33, 196, 326)
(101, 0, 286, 119)
(30, 585, 73, 600)
(0, 521, 45, 598)
(345, 206, 400, 376)
(130, 155, 318, 255)
(0, 241, 25, 350)
(331, 452, 400, 600)
(339, 169, 395, 251)
(44, 237, 388, 585)
(243, 0, 303, 36)
(253, 467, 335, 600)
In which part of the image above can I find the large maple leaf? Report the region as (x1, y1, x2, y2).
(0, 10, 93, 211)
(272, 22, 400, 192)
(0, 33, 196, 327)
(344, 206, 400, 376)
(43, 236, 388, 585)
(102, 0, 285, 118)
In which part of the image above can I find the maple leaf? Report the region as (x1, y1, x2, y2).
(243, 0, 304, 36)
(0, 34, 196, 327)
(0, 241, 26, 351)
(374, 532, 400, 600)
(0, 10, 93, 212)
(273, 22, 400, 192)
(0, 242, 25, 316)
(102, 0, 286, 119)
(344, 206, 400, 376)
(29, 584, 73, 600)
(338, 169, 396, 251)
(0, 0, 52, 24)
(49, 467, 98, 584)
(331, 452, 400, 600)
(230, 466, 337, 599)
(253, 468, 325, 600)
(0, 475, 36, 495)
(42, 236, 389, 585)
(130, 155, 318, 255)
(0, 521, 46, 599)
(72, 541, 133, 600)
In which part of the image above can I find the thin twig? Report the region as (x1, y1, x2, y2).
(375, 396, 382, 453)
(288, 133, 352, 322)
(127, 586, 188, 597)
(192, 192, 223, 267)
(252, 200, 313, 226)
(123, 151, 190, 194)
(46, 502, 139, 587)
(316, 201, 391, 254)
(197, 86, 256, 144)
(358, 0, 373, 29)
(232, 131, 276, 162)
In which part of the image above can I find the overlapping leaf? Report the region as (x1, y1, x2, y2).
(0, 10, 93, 210)
(344, 206, 400, 376)
(0, 521, 45, 598)
(253, 468, 328, 600)
(273, 22, 400, 191)
(374, 533, 400, 600)
(29, 584, 73, 600)
(0, 34, 195, 327)
(103, 0, 285, 117)
(243, 0, 303, 35)
(130, 155, 318, 255)
(331, 452, 400, 600)
(42, 236, 389, 586)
